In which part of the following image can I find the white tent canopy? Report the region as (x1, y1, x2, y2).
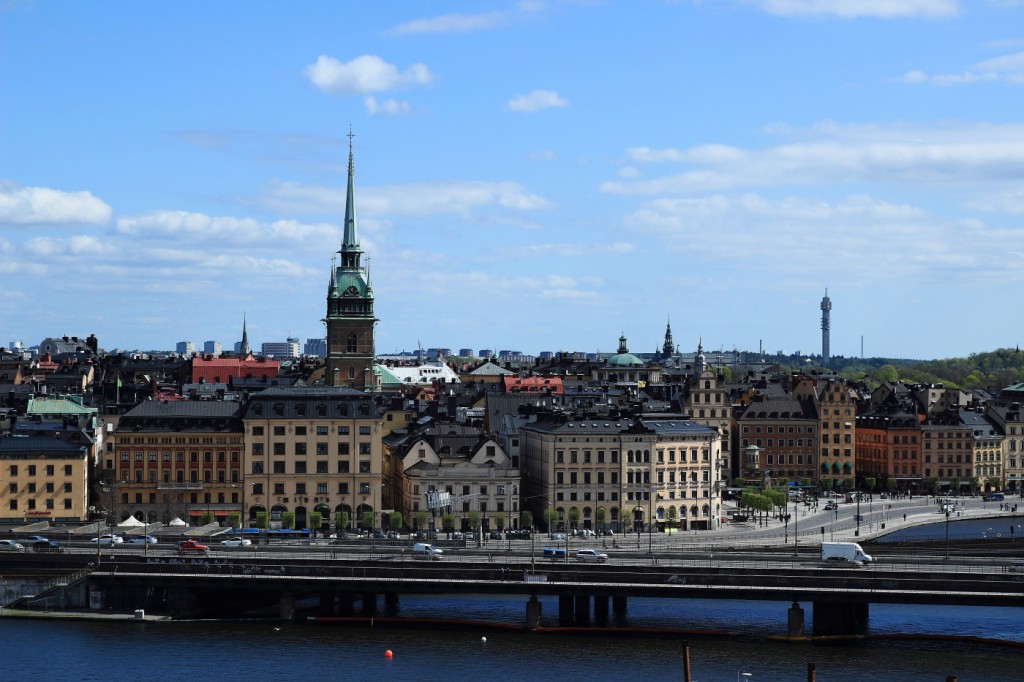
(117, 515, 146, 528)
(168, 517, 187, 527)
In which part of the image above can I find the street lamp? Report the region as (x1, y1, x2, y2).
(793, 499, 799, 556)
(944, 509, 951, 559)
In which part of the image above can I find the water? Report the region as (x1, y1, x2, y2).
(877, 516, 1024, 543)
(4, 596, 1022, 681)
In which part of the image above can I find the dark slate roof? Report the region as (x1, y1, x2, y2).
(0, 434, 89, 456)
(522, 418, 633, 435)
(123, 401, 242, 419)
(639, 418, 718, 436)
(243, 385, 381, 419)
(959, 410, 998, 437)
(738, 399, 815, 420)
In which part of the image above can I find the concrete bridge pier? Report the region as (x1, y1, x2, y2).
(318, 591, 336, 616)
(558, 595, 574, 625)
(338, 594, 354, 616)
(361, 592, 377, 616)
(612, 595, 627, 624)
(787, 601, 805, 638)
(279, 592, 296, 621)
(593, 595, 609, 624)
(384, 592, 400, 614)
(525, 595, 542, 630)
(813, 601, 869, 636)
(574, 595, 590, 624)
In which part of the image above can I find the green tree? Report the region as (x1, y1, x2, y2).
(495, 515, 505, 531)
(467, 510, 481, 533)
(441, 513, 455, 533)
(544, 508, 559, 536)
(361, 511, 375, 530)
(873, 364, 899, 383)
(568, 507, 581, 530)
(254, 511, 268, 530)
(281, 511, 295, 530)
(308, 511, 322, 533)
(820, 477, 833, 493)
(886, 478, 897, 493)
(520, 510, 533, 531)
(864, 477, 877, 493)
(389, 511, 403, 531)
(225, 512, 241, 529)
(336, 511, 349, 532)
(666, 506, 677, 532)
(595, 507, 606, 532)
(199, 511, 215, 526)
(924, 477, 939, 494)
(949, 477, 961, 496)
(415, 511, 428, 531)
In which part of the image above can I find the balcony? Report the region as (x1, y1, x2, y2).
(157, 482, 204, 491)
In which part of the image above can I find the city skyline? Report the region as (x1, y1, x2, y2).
(3, 2, 1024, 361)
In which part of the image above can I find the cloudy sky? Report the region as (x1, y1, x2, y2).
(2, 1, 1023, 361)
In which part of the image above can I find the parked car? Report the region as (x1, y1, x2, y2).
(32, 539, 63, 553)
(177, 539, 209, 554)
(90, 534, 124, 545)
(575, 549, 609, 563)
(220, 538, 252, 548)
(371, 529, 386, 539)
(550, 533, 567, 541)
(127, 535, 159, 545)
(0, 539, 24, 552)
(824, 502, 838, 511)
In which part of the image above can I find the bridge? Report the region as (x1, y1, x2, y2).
(5, 544, 1022, 637)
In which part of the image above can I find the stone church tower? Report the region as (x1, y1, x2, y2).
(325, 130, 377, 388)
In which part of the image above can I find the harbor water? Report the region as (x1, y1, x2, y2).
(4, 595, 1022, 681)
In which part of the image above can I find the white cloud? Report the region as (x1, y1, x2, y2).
(257, 179, 551, 219)
(115, 211, 262, 237)
(389, 11, 509, 35)
(507, 89, 569, 112)
(364, 96, 412, 116)
(754, 0, 960, 19)
(899, 49, 1024, 85)
(602, 123, 1024, 194)
(305, 55, 434, 95)
(0, 181, 112, 225)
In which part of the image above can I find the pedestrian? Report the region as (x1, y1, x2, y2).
(903, 514, 906, 522)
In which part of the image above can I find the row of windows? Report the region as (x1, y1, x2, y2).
(127, 471, 240, 484)
(252, 481, 372, 496)
(252, 425, 372, 437)
(8, 498, 73, 511)
(8, 482, 73, 494)
(122, 436, 241, 445)
(556, 471, 620, 485)
(252, 442, 373, 456)
(7, 464, 75, 477)
(120, 451, 239, 462)
(251, 461, 372, 475)
(744, 425, 815, 435)
(558, 491, 619, 502)
(555, 450, 620, 464)
(250, 402, 373, 417)
(767, 454, 817, 465)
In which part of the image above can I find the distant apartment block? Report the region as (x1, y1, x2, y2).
(305, 338, 327, 357)
(203, 341, 222, 356)
(176, 341, 195, 356)
(262, 340, 300, 359)
(458, 349, 474, 358)
(478, 350, 494, 359)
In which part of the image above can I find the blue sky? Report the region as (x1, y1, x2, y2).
(2, 0, 1024, 361)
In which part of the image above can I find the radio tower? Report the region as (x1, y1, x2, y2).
(820, 289, 832, 368)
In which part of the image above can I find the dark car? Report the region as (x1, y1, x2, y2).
(32, 539, 63, 553)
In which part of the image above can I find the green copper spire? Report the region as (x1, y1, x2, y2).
(341, 125, 359, 252)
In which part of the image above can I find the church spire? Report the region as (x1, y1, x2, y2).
(240, 313, 251, 356)
(663, 316, 674, 359)
(341, 125, 359, 252)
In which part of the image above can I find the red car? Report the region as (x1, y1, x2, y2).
(177, 539, 210, 554)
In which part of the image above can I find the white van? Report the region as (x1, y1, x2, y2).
(411, 542, 443, 560)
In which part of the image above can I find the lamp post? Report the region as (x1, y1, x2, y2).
(855, 488, 861, 537)
(944, 509, 951, 559)
(793, 499, 799, 556)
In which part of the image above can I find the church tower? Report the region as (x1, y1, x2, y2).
(238, 313, 250, 356)
(662, 317, 675, 360)
(325, 129, 377, 388)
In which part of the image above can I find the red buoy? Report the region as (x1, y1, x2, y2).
(384, 649, 393, 659)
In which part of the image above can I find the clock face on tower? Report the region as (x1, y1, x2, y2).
(343, 285, 359, 296)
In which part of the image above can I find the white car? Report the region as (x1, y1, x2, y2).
(575, 549, 609, 563)
(220, 538, 253, 547)
(128, 535, 159, 545)
(91, 535, 124, 545)
(0, 540, 24, 552)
